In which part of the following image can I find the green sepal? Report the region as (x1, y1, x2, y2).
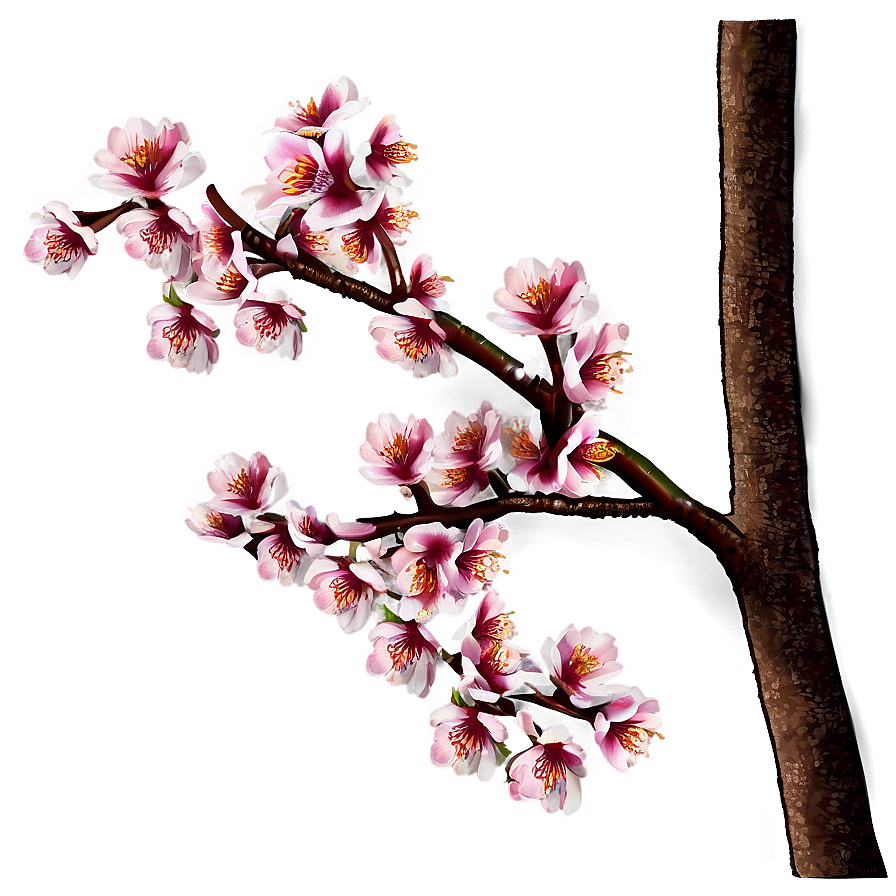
(495, 740, 513, 765)
(450, 688, 469, 708)
(164, 284, 185, 307)
(298, 318, 308, 333)
(380, 604, 403, 623)
(210, 329, 221, 338)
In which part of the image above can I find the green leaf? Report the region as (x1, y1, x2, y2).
(450, 688, 469, 708)
(164, 284, 185, 307)
(495, 740, 513, 765)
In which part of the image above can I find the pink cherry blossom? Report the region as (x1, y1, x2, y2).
(451, 521, 509, 596)
(563, 323, 632, 403)
(506, 414, 613, 497)
(407, 254, 450, 311)
(234, 289, 305, 360)
(305, 556, 386, 633)
(391, 523, 465, 620)
(186, 232, 257, 304)
(459, 634, 527, 702)
(118, 205, 197, 281)
(335, 197, 417, 273)
(488, 257, 598, 336)
(470, 589, 517, 644)
(429, 403, 503, 506)
(507, 710, 587, 814)
(184, 502, 249, 546)
(206, 451, 286, 516)
(359, 413, 434, 486)
(284, 501, 333, 558)
(24, 202, 98, 278)
(250, 519, 307, 585)
(541, 624, 623, 709)
(192, 204, 237, 266)
(90, 117, 205, 199)
(350, 114, 417, 187)
(146, 301, 219, 374)
(274, 77, 368, 133)
(276, 208, 333, 261)
(430, 704, 508, 780)
(366, 619, 441, 697)
(369, 299, 457, 379)
(592, 688, 663, 772)
(253, 128, 383, 230)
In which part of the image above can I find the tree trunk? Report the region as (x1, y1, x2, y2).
(718, 19, 886, 878)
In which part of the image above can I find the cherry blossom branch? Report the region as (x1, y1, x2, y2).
(75, 200, 141, 233)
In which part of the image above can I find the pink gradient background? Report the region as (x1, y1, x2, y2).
(4, 2, 892, 891)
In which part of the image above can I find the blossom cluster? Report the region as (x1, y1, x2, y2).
(358, 401, 620, 502)
(187, 446, 663, 814)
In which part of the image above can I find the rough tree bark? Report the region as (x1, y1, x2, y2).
(718, 19, 885, 878)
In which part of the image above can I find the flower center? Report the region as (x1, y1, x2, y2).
(378, 431, 410, 465)
(288, 96, 320, 124)
(459, 549, 505, 582)
(453, 422, 483, 452)
(341, 229, 369, 263)
(409, 559, 437, 595)
(227, 467, 250, 496)
(330, 574, 361, 611)
(161, 319, 196, 354)
(581, 440, 616, 462)
(479, 612, 515, 640)
(216, 264, 246, 294)
(509, 427, 540, 460)
(439, 467, 470, 488)
(205, 511, 225, 532)
(252, 307, 286, 342)
(619, 726, 648, 755)
(43, 231, 76, 263)
(448, 720, 484, 760)
(385, 205, 418, 231)
(139, 219, 173, 255)
(582, 352, 632, 393)
(203, 225, 230, 256)
(120, 137, 162, 173)
(381, 140, 419, 164)
(532, 745, 568, 792)
(569, 643, 602, 676)
(386, 632, 423, 672)
(394, 324, 438, 361)
(518, 277, 552, 310)
(270, 537, 300, 572)
(279, 157, 333, 196)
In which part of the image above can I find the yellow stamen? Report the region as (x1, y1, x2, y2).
(330, 576, 361, 611)
(453, 422, 483, 452)
(204, 225, 230, 256)
(120, 137, 162, 173)
(227, 468, 250, 495)
(378, 431, 410, 465)
(409, 559, 437, 595)
(508, 426, 540, 460)
(341, 230, 368, 264)
(394, 327, 434, 361)
(518, 277, 552, 309)
(382, 140, 418, 164)
(386, 205, 419, 231)
(448, 724, 482, 760)
(569, 643, 602, 676)
(43, 232, 75, 263)
(439, 467, 471, 487)
(216, 264, 245, 294)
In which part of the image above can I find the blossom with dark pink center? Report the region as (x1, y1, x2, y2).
(459, 634, 527, 703)
(506, 414, 614, 497)
(24, 202, 98, 278)
(450, 521, 509, 596)
(206, 451, 286, 516)
(350, 113, 418, 187)
(541, 624, 623, 709)
(118, 205, 197, 281)
(488, 257, 598, 336)
(193, 204, 238, 267)
(252, 128, 383, 230)
(359, 413, 434, 486)
(249, 519, 306, 585)
(305, 556, 386, 633)
(335, 197, 418, 273)
(470, 589, 517, 645)
(90, 117, 205, 199)
(369, 299, 457, 379)
(276, 208, 333, 261)
(186, 232, 257, 304)
(146, 301, 219, 374)
(407, 254, 450, 311)
(592, 688, 663, 772)
(366, 619, 440, 697)
(430, 703, 508, 780)
(285, 501, 333, 558)
(185, 502, 249, 547)
(563, 322, 632, 403)
(274, 76, 368, 133)
(234, 289, 305, 360)
(391, 523, 465, 620)
(507, 710, 587, 814)
(429, 403, 503, 506)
